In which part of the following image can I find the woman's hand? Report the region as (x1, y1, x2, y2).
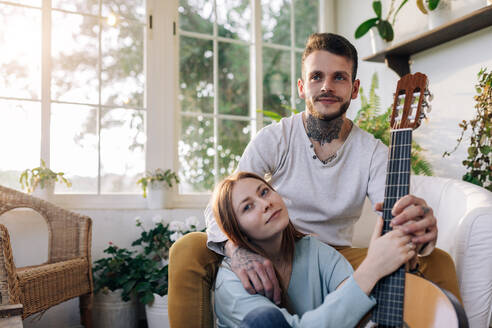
(353, 217, 415, 295)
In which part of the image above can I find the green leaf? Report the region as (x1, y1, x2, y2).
(123, 280, 136, 294)
(135, 281, 151, 293)
(480, 145, 491, 155)
(140, 292, 155, 305)
(257, 109, 283, 122)
(373, 1, 382, 18)
(468, 147, 478, 158)
(428, 0, 440, 10)
(354, 18, 379, 39)
(377, 20, 394, 42)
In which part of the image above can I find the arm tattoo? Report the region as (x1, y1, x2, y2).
(231, 247, 266, 271)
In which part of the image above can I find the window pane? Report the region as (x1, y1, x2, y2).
(0, 5, 41, 100)
(262, 0, 291, 46)
(102, 0, 146, 23)
(102, 20, 145, 108)
(216, 0, 251, 41)
(295, 51, 303, 112)
(0, 100, 40, 190)
(178, 115, 214, 193)
(219, 42, 249, 116)
(294, 0, 317, 48)
(51, 11, 99, 104)
(7, 1, 40, 6)
(179, 0, 214, 35)
(179, 36, 214, 114)
(217, 119, 250, 180)
(52, 0, 98, 15)
(51, 103, 98, 194)
(263, 47, 291, 116)
(100, 108, 145, 193)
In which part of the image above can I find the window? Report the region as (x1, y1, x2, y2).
(0, 0, 146, 196)
(177, 0, 319, 195)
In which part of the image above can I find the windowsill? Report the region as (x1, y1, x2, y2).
(48, 193, 210, 210)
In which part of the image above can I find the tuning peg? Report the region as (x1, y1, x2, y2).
(424, 90, 434, 102)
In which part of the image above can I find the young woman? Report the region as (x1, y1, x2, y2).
(212, 171, 416, 328)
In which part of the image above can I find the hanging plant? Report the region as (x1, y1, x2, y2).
(443, 68, 492, 191)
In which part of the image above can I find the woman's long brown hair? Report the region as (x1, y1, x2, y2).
(212, 171, 305, 309)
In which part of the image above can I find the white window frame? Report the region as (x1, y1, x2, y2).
(172, 0, 324, 208)
(0, 0, 327, 209)
(0, 0, 154, 209)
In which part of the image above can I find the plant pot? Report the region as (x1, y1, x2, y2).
(145, 294, 170, 328)
(93, 289, 138, 328)
(369, 27, 389, 55)
(32, 181, 54, 201)
(427, 0, 452, 30)
(146, 182, 169, 209)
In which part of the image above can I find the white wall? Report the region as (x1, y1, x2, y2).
(337, 0, 492, 180)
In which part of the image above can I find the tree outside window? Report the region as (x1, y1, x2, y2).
(177, 0, 318, 193)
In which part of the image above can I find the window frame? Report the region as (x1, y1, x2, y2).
(0, 0, 324, 209)
(173, 0, 322, 208)
(0, 0, 151, 209)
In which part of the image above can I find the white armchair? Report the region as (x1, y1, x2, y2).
(352, 175, 492, 328)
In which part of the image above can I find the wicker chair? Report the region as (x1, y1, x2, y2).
(0, 185, 93, 327)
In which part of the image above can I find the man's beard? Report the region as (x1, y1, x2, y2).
(306, 93, 350, 121)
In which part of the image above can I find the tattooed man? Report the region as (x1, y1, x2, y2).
(168, 33, 461, 327)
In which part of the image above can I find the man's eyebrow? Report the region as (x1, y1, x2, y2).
(308, 70, 322, 77)
(237, 183, 263, 212)
(334, 70, 350, 77)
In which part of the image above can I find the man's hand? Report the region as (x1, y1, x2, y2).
(224, 240, 282, 305)
(375, 194, 438, 247)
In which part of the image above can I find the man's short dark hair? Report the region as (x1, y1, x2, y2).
(301, 33, 358, 82)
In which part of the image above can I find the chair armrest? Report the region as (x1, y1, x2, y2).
(0, 185, 92, 263)
(0, 224, 21, 305)
(453, 208, 492, 327)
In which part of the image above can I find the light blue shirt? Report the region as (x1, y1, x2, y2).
(214, 236, 376, 327)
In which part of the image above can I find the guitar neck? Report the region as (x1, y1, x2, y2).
(371, 128, 413, 327)
(382, 129, 413, 233)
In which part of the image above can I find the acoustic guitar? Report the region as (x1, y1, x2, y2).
(360, 72, 469, 328)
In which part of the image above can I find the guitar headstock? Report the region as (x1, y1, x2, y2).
(390, 72, 433, 130)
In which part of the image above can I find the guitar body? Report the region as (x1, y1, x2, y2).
(403, 273, 467, 328)
(359, 273, 468, 328)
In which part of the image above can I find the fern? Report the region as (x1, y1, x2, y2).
(356, 73, 433, 176)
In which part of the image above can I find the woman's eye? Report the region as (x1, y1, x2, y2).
(243, 204, 252, 212)
(261, 188, 269, 197)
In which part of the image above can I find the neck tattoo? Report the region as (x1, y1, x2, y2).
(306, 116, 343, 146)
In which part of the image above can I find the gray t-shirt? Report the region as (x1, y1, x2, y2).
(207, 112, 388, 250)
(214, 236, 376, 327)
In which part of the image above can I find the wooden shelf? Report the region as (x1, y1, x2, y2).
(362, 5, 492, 76)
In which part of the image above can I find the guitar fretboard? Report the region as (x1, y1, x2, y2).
(371, 129, 412, 327)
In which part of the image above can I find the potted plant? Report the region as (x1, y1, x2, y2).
(355, 0, 408, 53)
(443, 68, 491, 191)
(416, 0, 451, 30)
(131, 216, 204, 328)
(19, 159, 71, 200)
(92, 243, 140, 328)
(136, 169, 179, 209)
